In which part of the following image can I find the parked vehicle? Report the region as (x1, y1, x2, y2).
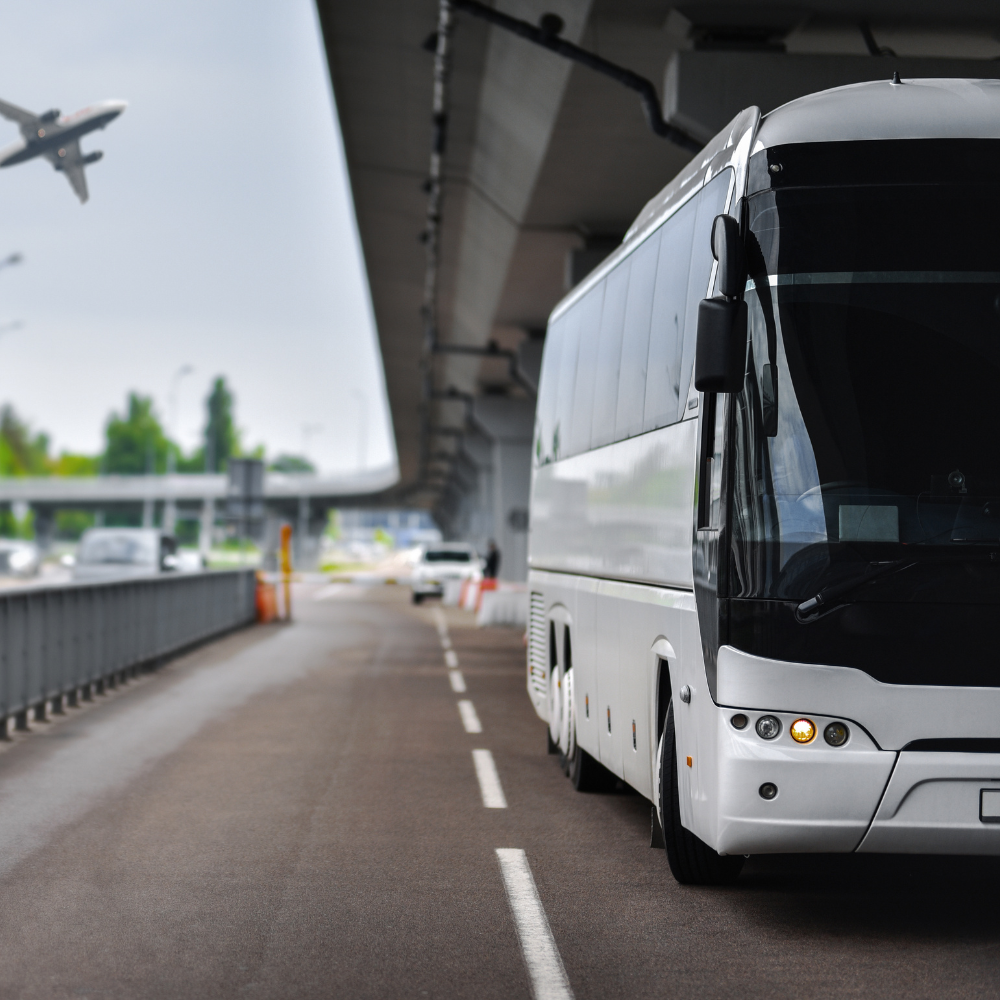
(411, 543, 481, 603)
(528, 78, 1000, 884)
(73, 528, 178, 581)
(0, 539, 40, 578)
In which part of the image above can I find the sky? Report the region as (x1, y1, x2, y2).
(0, 0, 395, 479)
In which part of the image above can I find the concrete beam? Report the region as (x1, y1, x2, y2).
(442, 0, 593, 394)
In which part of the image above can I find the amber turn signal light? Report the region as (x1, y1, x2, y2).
(790, 718, 816, 743)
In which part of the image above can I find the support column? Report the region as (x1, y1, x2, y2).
(199, 497, 215, 557)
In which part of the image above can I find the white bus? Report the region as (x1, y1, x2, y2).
(527, 78, 1000, 884)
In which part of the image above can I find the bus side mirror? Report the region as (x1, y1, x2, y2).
(711, 214, 745, 298)
(695, 213, 748, 393)
(695, 298, 747, 393)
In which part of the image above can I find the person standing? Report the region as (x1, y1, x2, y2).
(483, 540, 500, 579)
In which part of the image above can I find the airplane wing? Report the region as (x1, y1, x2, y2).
(0, 98, 37, 126)
(45, 140, 88, 203)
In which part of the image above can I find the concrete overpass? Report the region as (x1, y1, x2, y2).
(0, 465, 398, 560)
(314, 0, 1000, 580)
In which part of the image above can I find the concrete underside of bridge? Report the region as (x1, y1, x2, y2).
(315, 0, 1000, 579)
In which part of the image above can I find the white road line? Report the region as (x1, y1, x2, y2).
(440, 635, 452, 650)
(458, 700, 482, 733)
(444, 649, 459, 668)
(472, 749, 507, 808)
(448, 671, 466, 693)
(432, 608, 448, 636)
(496, 849, 574, 1000)
(313, 583, 346, 601)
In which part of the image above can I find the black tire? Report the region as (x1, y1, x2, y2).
(568, 742, 614, 792)
(659, 701, 744, 885)
(547, 728, 559, 754)
(412, 593, 424, 605)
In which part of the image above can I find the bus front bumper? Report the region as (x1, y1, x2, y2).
(857, 752, 1000, 855)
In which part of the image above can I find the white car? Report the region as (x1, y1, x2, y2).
(0, 539, 40, 578)
(73, 528, 179, 581)
(410, 543, 481, 604)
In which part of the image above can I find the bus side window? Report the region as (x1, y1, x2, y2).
(644, 197, 696, 432)
(566, 282, 605, 457)
(698, 393, 726, 529)
(552, 303, 582, 461)
(535, 316, 564, 465)
(591, 261, 630, 449)
(615, 231, 659, 441)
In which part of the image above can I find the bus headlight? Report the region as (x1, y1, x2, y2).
(756, 715, 781, 740)
(790, 718, 816, 743)
(824, 722, 850, 746)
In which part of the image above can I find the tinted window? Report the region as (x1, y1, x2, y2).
(676, 169, 732, 414)
(643, 195, 697, 431)
(552, 304, 582, 461)
(616, 231, 659, 440)
(590, 262, 630, 449)
(535, 316, 564, 465)
(424, 550, 472, 563)
(566, 282, 604, 457)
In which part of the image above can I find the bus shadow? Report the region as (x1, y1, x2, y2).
(732, 852, 1000, 939)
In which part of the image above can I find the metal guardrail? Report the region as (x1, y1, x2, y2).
(0, 569, 257, 736)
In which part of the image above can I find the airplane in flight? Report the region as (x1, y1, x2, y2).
(0, 98, 127, 204)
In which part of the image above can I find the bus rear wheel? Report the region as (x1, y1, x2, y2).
(658, 701, 744, 885)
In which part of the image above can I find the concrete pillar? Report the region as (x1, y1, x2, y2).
(142, 497, 154, 528)
(468, 397, 534, 582)
(163, 496, 177, 535)
(296, 495, 309, 569)
(199, 497, 214, 556)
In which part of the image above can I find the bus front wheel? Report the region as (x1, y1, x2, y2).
(658, 701, 744, 885)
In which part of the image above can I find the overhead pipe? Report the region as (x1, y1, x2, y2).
(448, 0, 702, 152)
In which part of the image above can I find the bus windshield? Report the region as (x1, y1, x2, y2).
(731, 140, 1000, 606)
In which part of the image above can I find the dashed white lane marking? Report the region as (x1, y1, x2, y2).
(472, 750, 507, 808)
(444, 649, 459, 668)
(496, 849, 574, 1000)
(440, 635, 452, 650)
(432, 608, 448, 636)
(313, 583, 346, 601)
(458, 700, 482, 733)
(448, 671, 466, 693)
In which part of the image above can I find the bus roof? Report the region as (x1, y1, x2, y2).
(754, 77, 1000, 151)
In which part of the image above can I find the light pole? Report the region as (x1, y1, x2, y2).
(165, 364, 194, 535)
(167, 364, 194, 474)
(301, 423, 323, 467)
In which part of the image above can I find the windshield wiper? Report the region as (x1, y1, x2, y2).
(795, 559, 916, 622)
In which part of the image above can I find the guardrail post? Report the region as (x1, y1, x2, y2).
(33, 701, 46, 723)
(67, 688, 79, 708)
(51, 694, 65, 715)
(14, 709, 28, 731)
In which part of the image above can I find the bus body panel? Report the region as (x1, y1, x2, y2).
(530, 420, 699, 589)
(860, 753, 1000, 855)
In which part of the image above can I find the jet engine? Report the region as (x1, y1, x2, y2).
(38, 109, 60, 123)
(82, 151, 103, 165)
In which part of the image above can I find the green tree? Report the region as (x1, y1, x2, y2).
(269, 453, 315, 474)
(0, 405, 50, 476)
(103, 393, 170, 474)
(204, 377, 237, 472)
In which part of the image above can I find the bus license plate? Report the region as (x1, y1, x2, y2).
(980, 789, 1000, 823)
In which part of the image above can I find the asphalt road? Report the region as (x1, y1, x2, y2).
(0, 582, 997, 999)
